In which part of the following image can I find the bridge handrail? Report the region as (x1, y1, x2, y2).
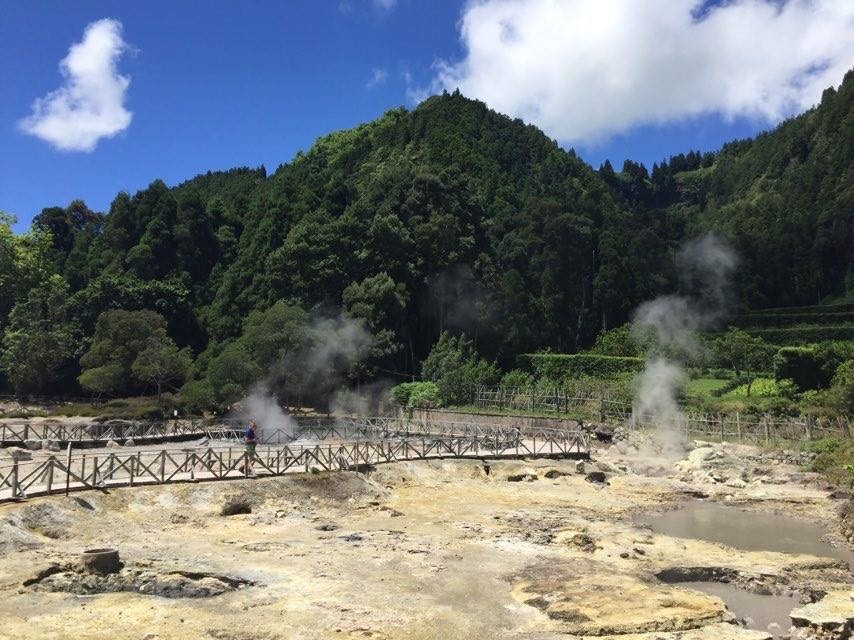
(0, 426, 589, 503)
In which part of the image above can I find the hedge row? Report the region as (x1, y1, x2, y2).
(729, 312, 854, 328)
(710, 375, 751, 397)
(746, 301, 854, 316)
(740, 325, 854, 344)
(521, 353, 645, 380)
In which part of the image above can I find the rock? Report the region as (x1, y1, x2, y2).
(7, 447, 32, 461)
(79, 548, 122, 576)
(790, 591, 854, 639)
(41, 440, 61, 452)
(315, 523, 338, 531)
(568, 533, 596, 553)
(544, 469, 570, 479)
(593, 426, 614, 442)
(507, 473, 538, 482)
(106, 439, 120, 449)
(124, 438, 135, 447)
(585, 471, 607, 484)
(23, 439, 42, 451)
(170, 513, 188, 524)
(574, 460, 585, 474)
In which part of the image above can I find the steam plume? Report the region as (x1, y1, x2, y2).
(631, 234, 737, 445)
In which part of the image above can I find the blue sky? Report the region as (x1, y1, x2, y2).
(2, 0, 851, 231)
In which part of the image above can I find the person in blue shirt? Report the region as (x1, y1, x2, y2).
(243, 419, 258, 475)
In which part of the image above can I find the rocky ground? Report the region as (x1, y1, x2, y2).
(0, 432, 852, 640)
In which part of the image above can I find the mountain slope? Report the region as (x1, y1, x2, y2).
(10, 72, 854, 393)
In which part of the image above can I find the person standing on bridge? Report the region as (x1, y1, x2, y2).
(243, 419, 258, 476)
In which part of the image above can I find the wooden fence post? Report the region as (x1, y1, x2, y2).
(46, 458, 54, 494)
(11, 460, 19, 499)
(64, 444, 72, 497)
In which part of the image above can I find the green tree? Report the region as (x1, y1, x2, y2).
(714, 329, 773, 395)
(78, 363, 124, 398)
(0, 275, 78, 393)
(421, 332, 499, 406)
(131, 337, 192, 400)
(240, 301, 309, 373)
(206, 341, 261, 408)
(79, 309, 173, 396)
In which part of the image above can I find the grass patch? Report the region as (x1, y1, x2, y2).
(724, 378, 779, 398)
(686, 378, 730, 397)
(47, 397, 166, 419)
(446, 404, 600, 422)
(803, 437, 854, 487)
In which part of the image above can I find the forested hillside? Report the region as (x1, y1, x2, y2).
(1, 70, 851, 403)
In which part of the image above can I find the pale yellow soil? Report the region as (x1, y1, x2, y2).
(0, 441, 851, 640)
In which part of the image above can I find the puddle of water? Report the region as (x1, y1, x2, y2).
(636, 500, 854, 567)
(676, 581, 798, 638)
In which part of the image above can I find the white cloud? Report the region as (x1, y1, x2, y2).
(367, 67, 389, 88)
(19, 18, 133, 152)
(374, 0, 397, 9)
(424, 0, 854, 145)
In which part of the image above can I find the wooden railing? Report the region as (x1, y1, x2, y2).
(0, 421, 589, 503)
(630, 411, 852, 443)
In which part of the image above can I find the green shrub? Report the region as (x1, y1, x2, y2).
(390, 381, 440, 410)
(500, 369, 534, 389)
(826, 359, 854, 414)
(774, 347, 825, 391)
(711, 375, 750, 397)
(590, 325, 642, 357)
(407, 382, 440, 409)
(179, 379, 215, 414)
(521, 353, 644, 382)
(421, 332, 499, 406)
(773, 342, 854, 391)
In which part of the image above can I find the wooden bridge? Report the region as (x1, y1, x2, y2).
(0, 418, 589, 503)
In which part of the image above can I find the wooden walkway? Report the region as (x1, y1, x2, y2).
(0, 421, 589, 503)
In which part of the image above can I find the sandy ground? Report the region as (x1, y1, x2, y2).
(0, 437, 852, 640)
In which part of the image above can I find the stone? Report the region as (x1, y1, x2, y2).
(568, 533, 596, 553)
(124, 438, 136, 447)
(79, 548, 122, 576)
(23, 439, 42, 451)
(41, 440, 61, 452)
(7, 447, 32, 461)
(507, 473, 538, 482)
(105, 440, 120, 448)
(790, 591, 854, 640)
(574, 460, 585, 474)
(585, 471, 607, 484)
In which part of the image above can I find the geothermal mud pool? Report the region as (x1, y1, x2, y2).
(1, 435, 853, 639)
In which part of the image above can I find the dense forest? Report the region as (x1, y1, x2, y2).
(1, 69, 851, 407)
